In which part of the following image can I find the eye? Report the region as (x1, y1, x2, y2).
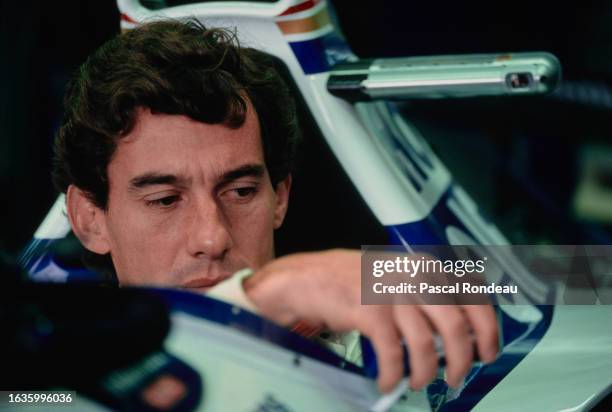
(222, 186, 258, 203)
(146, 195, 180, 208)
(234, 187, 256, 197)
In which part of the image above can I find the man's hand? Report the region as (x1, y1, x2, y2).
(244, 249, 499, 393)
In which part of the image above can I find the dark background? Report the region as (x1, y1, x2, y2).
(2, 0, 612, 256)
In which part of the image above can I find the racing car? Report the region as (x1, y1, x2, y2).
(16, 0, 612, 410)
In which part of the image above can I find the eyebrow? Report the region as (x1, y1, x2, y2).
(129, 173, 185, 190)
(216, 164, 265, 188)
(128, 164, 265, 192)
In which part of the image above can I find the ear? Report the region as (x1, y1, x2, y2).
(273, 174, 292, 229)
(66, 185, 111, 255)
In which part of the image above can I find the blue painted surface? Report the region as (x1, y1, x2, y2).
(288, 31, 353, 74)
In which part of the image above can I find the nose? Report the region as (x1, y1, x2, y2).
(186, 196, 233, 260)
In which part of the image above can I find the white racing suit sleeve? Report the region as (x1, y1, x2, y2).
(206, 268, 259, 314)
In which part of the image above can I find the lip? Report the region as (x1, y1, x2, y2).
(181, 275, 231, 289)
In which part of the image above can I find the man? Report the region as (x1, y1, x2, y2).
(53, 19, 498, 393)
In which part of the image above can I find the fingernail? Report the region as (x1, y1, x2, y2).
(446, 378, 459, 389)
(483, 348, 499, 364)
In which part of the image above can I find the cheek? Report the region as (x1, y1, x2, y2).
(105, 205, 184, 282)
(225, 193, 277, 261)
(110, 199, 187, 237)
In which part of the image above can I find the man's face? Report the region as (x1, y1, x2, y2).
(75, 105, 290, 291)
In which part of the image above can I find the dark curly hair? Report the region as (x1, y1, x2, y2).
(53, 19, 299, 209)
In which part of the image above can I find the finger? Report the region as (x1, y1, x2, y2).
(393, 305, 438, 390)
(243, 268, 301, 325)
(421, 305, 473, 388)
(462, 305, 499, 363)
(361, 308, 404, 393)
